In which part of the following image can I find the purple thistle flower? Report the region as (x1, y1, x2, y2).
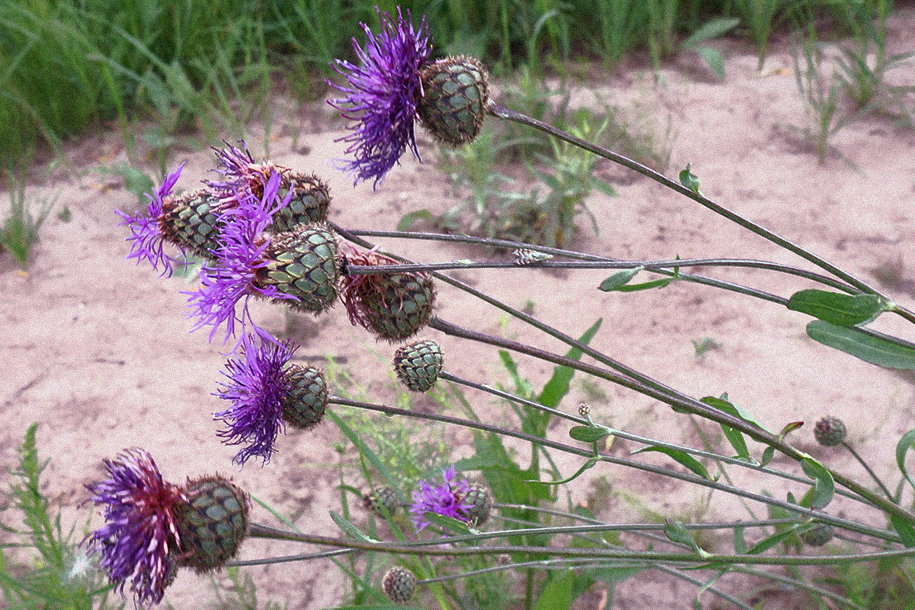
(409, 465, 473, 531)
(114, 164, 186, 277)
(184, 171, 294, 346)
(84, 449, 187, 607)
(213, 332, 296, 465)
(328, 7, 431, 187)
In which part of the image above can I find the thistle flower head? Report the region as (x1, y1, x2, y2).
(213, 332, 297, 465)
(184, 171, 295, 345)
(409, 465, 474, 531)
(84, 448, 187, 607)
(114, 164, 186, 277)
(328, 7, 431, 187)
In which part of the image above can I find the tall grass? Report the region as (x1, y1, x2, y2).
(0, 0, 904, 164)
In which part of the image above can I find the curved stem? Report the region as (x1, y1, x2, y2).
(327, 395, 901, 541)
(331, 223, 915, 525)
(345, 227, 858, 293)
(487, 103, 887, 299)
(426, 316, 915, 526)
(842, 441, 895, 501)
(247, 521, 915, 565)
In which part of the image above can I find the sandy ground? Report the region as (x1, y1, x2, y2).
(1, 9, 914, 609)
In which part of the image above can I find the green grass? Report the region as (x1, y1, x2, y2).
(0, 0, 902, 166)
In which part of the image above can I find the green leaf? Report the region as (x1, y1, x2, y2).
(806, 321, 915, 369)
(733, 526, 747, 554)
(700, 395, 770, 433)
(720, 424, 751, 461)
(890, 514, 915, 548)
(633, 446, 714, 481)
(538, 318, 603, 408)
(569, 426, 612, 443)
(680, 17, 741, 48)
(787, 289, 885, 326)
(598, 268, 642, 291)
(613, 277, 676, 293)
(800, 457, 835, 509)
(534, 570, 573, 610)
(778, 421, 805, 440)
(664, 519, 710, 558)
(423, 512, 473, 535)
(396, 209, 432, 231)
(536, 457, 598, 485)
(679, 164, 701, 194)
(760, 446, 776, 468)
(327, 411, 399, 492)
(746, 525, 801, 555)
(330, 511, 377, 543)
(697, 46, 726, 79)
(895, 430, 915, 493)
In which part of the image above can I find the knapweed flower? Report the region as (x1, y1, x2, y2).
(214, 332, 329, 465)
(206, 140, 276, 199)
(114, 164, 186, 276)
(213, 332, 295, 465)
(184, 171, 295, 344)
(84, 448, 187, 607)
(328, 7, 431, 186)
(409, 465, 474, 531)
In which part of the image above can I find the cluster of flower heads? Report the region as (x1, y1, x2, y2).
(94, 5, 495, 606)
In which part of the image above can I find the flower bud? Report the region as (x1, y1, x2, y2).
(813, 416, 847, 447)
(461, 484, 492, 527)
(382, 566, 417, 603)
(363, 486, 399, 517)
(418, 56, 489, 146)
(282, 365, 328, 429)
(394, 340, 443, 392)
(259, 224, 340, 313)
(800, 523, 834, 547)
(176, 476, 249, 572)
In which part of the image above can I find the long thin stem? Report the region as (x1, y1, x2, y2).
(842, 441, 895, 501)
(331, 224, 915, 525)
(247, 521, 915, 566)
(486, 104, 879, 298)
(426, 316, 915, 525)
(327, 395, 900, 541)
(441, 369, 877, 506)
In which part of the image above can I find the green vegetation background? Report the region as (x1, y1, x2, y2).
(0, 0, 892, 165)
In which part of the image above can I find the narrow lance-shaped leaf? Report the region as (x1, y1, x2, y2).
(633, 446, 715, 481)
(787, 289, 885, 326)
(806, 321, 915, 369)
(534, 457, 598, 486)
(330, 511, 378, 543)
(569, 425, 612, 443)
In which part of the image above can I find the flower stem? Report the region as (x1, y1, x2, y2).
(487, 103, 887, 300)
(328, 394, 901, 541)
(841, 440, 895, 501)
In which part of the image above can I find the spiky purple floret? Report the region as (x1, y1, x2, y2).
(84, 449, 186, 607)
(409, 465, 473, 531)
(184, 171, 294, 346)
(206, 140, 258, 194)
(213, 332, 296, 465)
(328, 7, 431, 187)
(114, 164, 185, 277)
